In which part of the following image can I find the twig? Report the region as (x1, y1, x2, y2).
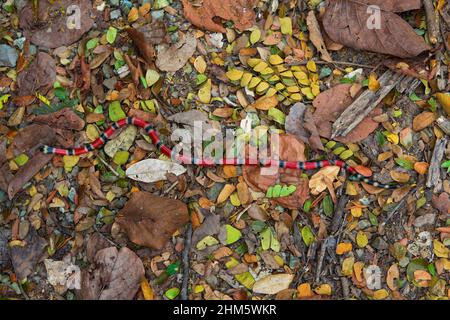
(426, 137, 448, 193)
(437, 116, 450, 136)
(286, 60, 376, 69)
(424, 0, 441, 45)
(332, 70, 405, 139)
(180, 224, 192, 300)
(17, 280, 29, 300)
(92, 224, 119, 248)
(97, 155, 119, 177)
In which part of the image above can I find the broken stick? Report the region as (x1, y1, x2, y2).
(424, 0, 441, 45)
(437, 116, 450, 136)
(331, 70, 405, 139)
(426, 137, 448, 193)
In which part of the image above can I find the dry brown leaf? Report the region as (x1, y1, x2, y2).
(309, 166, 340, 195)
(115, 191, 189, 249)
(19, 0, 94, 48)
(10, 227, 47, 280)
(126, 28, 155, 65)
(412, 112, 436, 131)
(181, 0, 257, 33)
(217, 184, 236, 204)
(252, 274, 294, 294)
(390, 171, 410, 183)
(17, 52, 56, 97)
(312, 84, 382, 143)
(323, 0, 430, 58)
(387, 263, 399, 291)
(285, 102, 324, 150)
(156, 32, 197, 72)
(80, 247, 144, 300)
(251, 95, 279, 110)
(306, 11, 332, 62)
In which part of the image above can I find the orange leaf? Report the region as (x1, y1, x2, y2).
(413, 162, 429, 175)
(140, 278, 154, 300)
(354, 165, 372, 177)
(297, 283, 314, 298)
(336, 242, 352, 255)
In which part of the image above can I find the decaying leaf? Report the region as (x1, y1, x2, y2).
(17, 52, 56, 97)
(156, 33, 197, 72)
(181, 0, 258, 33)
(309, 166, 340, 195)
(126, 159, 187, 183)
(19, 0, 94, 48)
(80, 247, 144, 300)
(312, 84, 382, 143)
(323, 0, 430, 58)
(252, 273, 294, 294)
(306, 11, 332, 62)
(45, 258, 81, 290)
(10, 227, 47, 280)
(115, 192, 190, 250)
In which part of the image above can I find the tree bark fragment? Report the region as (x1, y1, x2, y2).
(426, 137, 448, 193)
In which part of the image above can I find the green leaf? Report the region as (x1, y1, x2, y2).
(340, 75, 356, 84)
(106, 27, 117, 44)
(319, 67, 332, 79)
(166, 261, 180, 276)
(0, 94, 10, 110)
(225, 224, 242, 244)
(409, 92, 422, 102)
(54, 87, 68, 101)
(260, 227, 271, 250)
(196, 74, 208, 86)
(164, 287, 180, 300)
(303, 199, 312, 213)
(416, 196, 426, 209)
(322, 195, 334, 216)
(14, 154, 29, 166)
(272, 184, 282, 197)
(369, 212, 378, 226)
(108, 101, 126, 121)
(86, 38, 99, 51)
(428, 97, 437, 112)
(395, 158, 414, 170)
(268, 107, 286, 125)
(375, 131, 386, 146)
(301, 225, 315, 246)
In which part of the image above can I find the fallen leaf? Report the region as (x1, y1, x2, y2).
(251, 95, 278, 110)
(115, 192, 189, 249)
(412, 112, 436, 131)
(181, 0, 257, 33)
(156, 32, 197, 72)
(309, 166, 340, 195)
(126, 28, 156, 65)
(44, 258, 81, 290)
(126, 159, 186, 183)
(387, 263, 400, 291)
(104, 125, 137, 158)
(336, 242, 352, 255)
(312, 84, 382, 143)
(80, 247, 144, 300)
(10, 227, 47, 280)
(19, 0, 94, 48)
(17, 52, 56, 97)
(285, 102, 324, 150)
(306, 11, 332, 62)
(252, 274, 294, 294)
(323, 0, 430, 58)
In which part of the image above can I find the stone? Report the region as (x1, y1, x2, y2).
(371, 237, 389, 251)
(413, 213, 436, 228)
(0, 44, 18, 67)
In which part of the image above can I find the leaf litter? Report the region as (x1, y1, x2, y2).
(0, 0, 449, 302)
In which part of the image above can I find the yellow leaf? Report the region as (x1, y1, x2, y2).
(269, 54, 284, 65)
(226, 69, 244, 81)
(386, 133, 399, 145)
(279, 17, 293, 35)
(128, 7, 139, 22)
(194, 56, 207, 74)
(63, 155, 80, 172)
(356, 231, 368, 248)
(198, 79, 211, 104)
(86, 124, 99, 141)
(314, 284, 332, 296)
(373, 289, 389, 300)
(436, 92, 450, 116)
(250, 29, 261, 44)
(342, 256, 355, 276)
(217, 184, 236, 204)
(306, 60, 317, 72)
(434, 240, 449, 258)
(368, 73, 380, 91)
(140, 278, 154, 300)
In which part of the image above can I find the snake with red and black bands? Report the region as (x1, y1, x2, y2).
(40, 117, 400, 189)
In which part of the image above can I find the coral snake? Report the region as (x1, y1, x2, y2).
(41, 117, 399, 190)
